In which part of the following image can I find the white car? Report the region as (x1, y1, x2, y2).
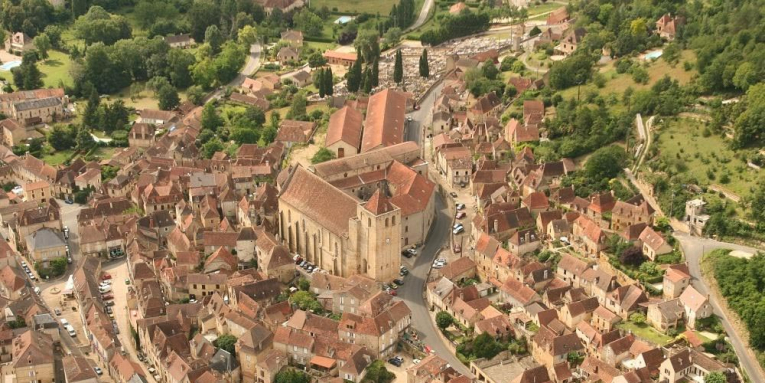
(99, 286, 112, 293)
(452, 227, 464, 235)
(452, 223, 463, 230)
(455, 203, 465, 210)
(406, 248, 417, 255)
(33, 287, 41, 295)
(432, 261, 446, 269)
(60, 318, 69, 326)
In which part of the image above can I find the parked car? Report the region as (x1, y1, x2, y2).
(452, 223, 463, 230)
(406, 248, 417, 256)
(101, 273, 111, 280)
(101, 293, 114, 300)
(64, 199, 74, 204)
(388, 289, 397, 296)
(453, 243, 462, 253)
(455, 203, 465, 210)
(94, 367, 102, 376)
(33, 287, 41, 295)
(388, 357, 403, 367)
(401, 250, 412, 259)
(432, 260, 446, 269)
(54, 308, 61, 315)
(393, 279, 404, 286)
(452, 226, 464, 235)
(450, 192, 458, 198)
(455, 211, 466, 219)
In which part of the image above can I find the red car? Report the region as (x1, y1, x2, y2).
(453, 243, 462, 253)
(102, 293, 114, 300)
(388, 289, 397, 296)
(101, 273, 112, 280)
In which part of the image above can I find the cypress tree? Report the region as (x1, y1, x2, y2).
(324, 67, 334, 96)
(362, 68, 373, 94)
(371, 59, 379, 87)
(393, 49, 403, 84)
(83, 88, 101, 129)
(317, 69, 326, 98)
(390, 4, 398, 27)
(347, 57, 363, 92)
(419, 49, 429, 78)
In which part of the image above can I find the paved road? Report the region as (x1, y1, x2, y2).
(407, 0, 435, 32)
(398, 196, 473, 377)
(406, 82, 443, 144)
(674, 234, 765, 383)
(204, 43, 262, 104)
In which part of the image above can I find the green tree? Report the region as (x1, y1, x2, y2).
(11, 51, 43, 90)
(308, 52, 326, 68)
(419, 49, 429, 78)
(74, 6, 132, 45)
(202, 137, 224, 159)
(157, 85, 180, 111)
(733, 83, 765, 148)
(298, 278, 310, 291)
(311, 147, 336, 164)
(205, 25, 224, 54)
(354, 29, 380, 63)
(584, 145, 627, 181)
(529, 26, 541, 36)
(187, 86, 206, 105)
(82, 88, 101, 130)
(629, 312, 646, 325)
(436, 311, 453, 330)
(481, 59, 499, 80)
(286, 93, 307, 120)
(167, 49, 196, 88)
(76, 125, 95, 151)
(48, 125, 76, 150)
(704, 372, 727, 383)
(238, 25, 259, 46)
(473, 332, 502, 359)
(213, 334, 237, 354)
(289, 291, 322, 312)
(370, 59, 379, 87)
(324, 67, 334, 96)
(393, 49, 403, 84)
(33, 33, 51, 61)
(383, 27, 402, 45)
(201, 103, 222, 131)
(316, 69, 326, 98)
(347, 57, 363, 92)
(294, 9, 323, 36)
(362, 67, 373, 94)
(362, 360, 395, 383)
(275, 369, 310, 383)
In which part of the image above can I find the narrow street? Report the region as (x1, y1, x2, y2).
(674, 234, 765, 383)
(397, 196, 473, 377)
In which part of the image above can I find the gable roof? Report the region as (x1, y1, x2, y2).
(325, 106, 364, 148)
(361, 89, 407, 152)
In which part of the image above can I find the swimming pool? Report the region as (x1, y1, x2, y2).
(0, 60, 21, 71)
(334, 16, 354, 24)
(644, 50, 663, 60)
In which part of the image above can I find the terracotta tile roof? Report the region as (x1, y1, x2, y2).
(361, 89, 407, 152)
(325, 106, 363, 149)
(12, 330, 54, 368)
(440, 257, 476, 280)
(363, 189, 396, 215)
(679, 285, 708, 312)
(621, 222, 648, 241)
(580, 356, 619, 382)
(501, 277, 539, 305)
(639, 226, 668, 252)
(665, 267, 691, 283)
(280, 166, 358, 235)
(523, 191, 549, 210)
(575, 215, 605, 243)
(557, 254, 590, 277)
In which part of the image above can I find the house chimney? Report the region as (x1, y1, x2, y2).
(524, 231, 530, 243)
(493, 219, 499, 233)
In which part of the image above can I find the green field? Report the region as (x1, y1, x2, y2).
(39, 50, 74, 88)
(654, 118, 759, 199)
(617, 321, 674, 346)
(560, 50, 697, 102)
(527, 2, 567, 17)
(310, 0, 396, 15)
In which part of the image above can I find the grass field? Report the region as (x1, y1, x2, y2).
(527, 3, 566, 17)
(560, 50, 698, 101)
(42, 150, 74, 166)
(654, 117, 759, 199)
(310, 0, 396, 15)
(617, 321, 674, 346)
(39, 50, 74, 88)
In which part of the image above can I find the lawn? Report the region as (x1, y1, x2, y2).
(527, 3, 566, 17)
(560, 50, 698, 100)
(654, 117, 759, 199)
(39, 50, 74, 88)
(42, 150, 74, 166)
(310, 0, 396, 15)
(617, 321, 674, 346)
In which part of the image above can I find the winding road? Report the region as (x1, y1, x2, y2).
(674, 234, 765, 383)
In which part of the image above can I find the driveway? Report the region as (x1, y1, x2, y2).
(674, 233, 765, 383)
(204, 43, 262, 104)
(397, 196, 473, 377)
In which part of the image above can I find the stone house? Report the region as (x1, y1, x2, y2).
(639, 226, 673, 261)
(647, 299, 685, 332)
(678, 285, 713, 329)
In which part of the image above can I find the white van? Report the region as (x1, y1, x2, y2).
(60, 318, 69, 326)
(67, 326, 76, 337)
